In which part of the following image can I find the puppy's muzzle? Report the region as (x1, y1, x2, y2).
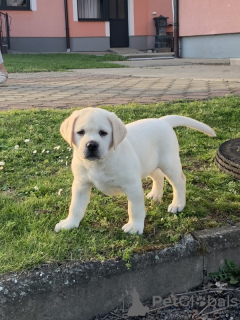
(85, 140, 100, 160)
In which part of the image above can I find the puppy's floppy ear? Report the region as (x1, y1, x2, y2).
(108, 112, 127, 149)
(60, 110, 80, 147)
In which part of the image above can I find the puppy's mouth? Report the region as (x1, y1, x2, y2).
(84, 150, 100, 161)
(85, 154, 100, 161)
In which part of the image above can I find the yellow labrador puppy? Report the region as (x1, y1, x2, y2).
(55, 108, 216, 234)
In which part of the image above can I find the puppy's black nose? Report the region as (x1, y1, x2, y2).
(86, 141, 98, 150)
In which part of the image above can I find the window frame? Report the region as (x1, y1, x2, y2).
(77, 0, 109, 21)
(0, 0, 30, 11)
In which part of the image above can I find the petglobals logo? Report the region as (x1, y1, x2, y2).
(127, 289, 149, 317)
(123, 289, 240, 318)
(153, 293, 239, 310)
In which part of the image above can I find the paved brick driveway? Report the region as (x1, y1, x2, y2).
(0, 59, 240, 111)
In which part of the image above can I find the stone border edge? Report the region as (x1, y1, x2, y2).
(1, 223, 240, 320)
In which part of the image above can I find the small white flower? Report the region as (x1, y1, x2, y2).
(42, 149, 45, 153)
(0, 161, 5, 166)
(14, 145, 19, 150)
(46, 150, 50, 154)
(58, 189, 63, 196)
(54, 146, 60, 150)
(34, 186, 39, 191)
(59, 159, 63, 163)
(66, 156, 68, 159)
(24, 139, 30, 143)
(66, 161, 68, 166)
(33, 150, 37, 154)
(67, 147, 72, 151)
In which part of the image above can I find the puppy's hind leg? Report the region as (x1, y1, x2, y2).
(146, 168, 164, 202)
(161, 157, 186, 214)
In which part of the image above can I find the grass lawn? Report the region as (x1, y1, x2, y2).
(0, 96, 240, 274)
(2, 53, 127, 73)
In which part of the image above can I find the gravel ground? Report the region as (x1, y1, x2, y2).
(93, 282, 240, 320)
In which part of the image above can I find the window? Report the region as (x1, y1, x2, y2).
(78, 0, 108, 20)
(109, 0, 126, 19)
(0, 0, 30, 10)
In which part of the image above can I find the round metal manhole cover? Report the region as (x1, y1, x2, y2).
(214, 138, 240, 179)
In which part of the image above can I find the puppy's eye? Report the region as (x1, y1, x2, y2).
(77, 130, 85, 135)
(99, 130, 108, 137)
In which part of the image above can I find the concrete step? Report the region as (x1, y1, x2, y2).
(109, 47, 143, 54)
(109, 47, 174, 60)
(230, 58, 240, 66)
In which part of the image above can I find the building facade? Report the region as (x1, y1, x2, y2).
(179, 0, 240, 58)
(0, 0, 173, 52)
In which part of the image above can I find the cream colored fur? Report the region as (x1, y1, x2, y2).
(55, 108, 216, 234)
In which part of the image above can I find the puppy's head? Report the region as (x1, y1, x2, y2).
(60, 108, 127, 161)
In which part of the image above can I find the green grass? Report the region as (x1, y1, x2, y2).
(2, 53, 127, 73)
(1, 96, 240, 274)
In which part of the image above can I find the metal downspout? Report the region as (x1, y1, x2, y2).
(64, 0, 71, 52)
(6, 13, 11, 50)
(173, 0, 179, 58)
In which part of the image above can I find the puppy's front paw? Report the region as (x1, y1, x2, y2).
(146, 191, 163, 202)
(168, 203, 185, 214)
(122, 222, 144, 235)
(55, 218, 79, 232)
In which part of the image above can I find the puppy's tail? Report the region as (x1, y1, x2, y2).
(160, 115, 216, 137)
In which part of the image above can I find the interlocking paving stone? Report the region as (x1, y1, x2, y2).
(0, 63, 240, 111)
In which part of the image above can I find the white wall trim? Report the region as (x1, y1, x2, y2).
(73, 0, 78, 22)
(30, 0, 37, 11)
(128, 0, 134, 36)
(105, 21, 110, 37)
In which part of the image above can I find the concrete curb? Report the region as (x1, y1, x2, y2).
(0, 224, 240, 320)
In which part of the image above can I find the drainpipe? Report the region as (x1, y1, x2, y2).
(172, 0, 179, 58)
(64, 0, 71, 52)
(5, 13, 11, 50)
